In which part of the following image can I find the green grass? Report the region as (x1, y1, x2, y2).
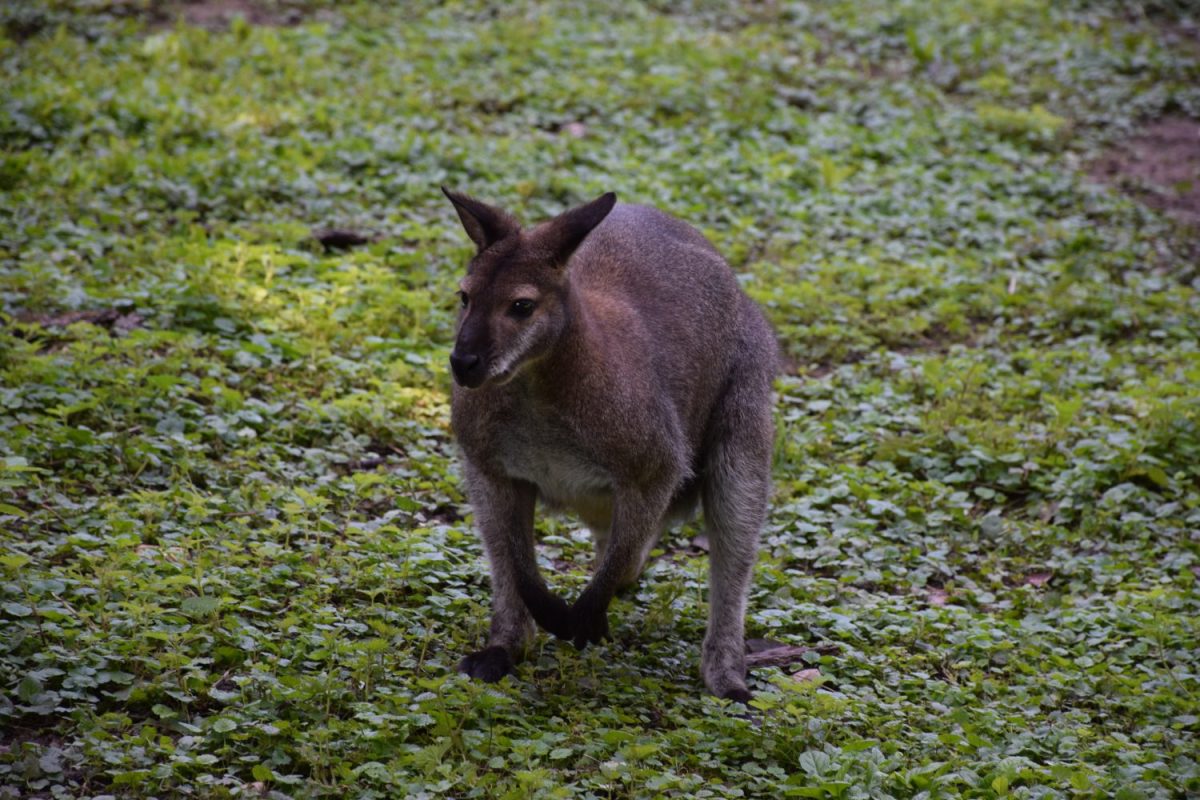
(2, 0, 1199, 797)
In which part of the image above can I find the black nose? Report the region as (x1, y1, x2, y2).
(449, 352, 484, 387)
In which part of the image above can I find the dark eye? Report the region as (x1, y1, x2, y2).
(457, 291, 468, 308)
(510, 299, 535, 318)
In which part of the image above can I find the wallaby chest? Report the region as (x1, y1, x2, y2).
(490, 401, 612, 506)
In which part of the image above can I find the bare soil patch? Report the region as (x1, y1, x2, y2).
(1089, 117, 1200, 227)
(147, 0, 325, 30)
(4, 0, 322, 39)
(14, 308, 144, 333)
(172, 0, 305, 29)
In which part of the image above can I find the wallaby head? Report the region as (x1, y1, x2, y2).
(442, 188, 617, 389)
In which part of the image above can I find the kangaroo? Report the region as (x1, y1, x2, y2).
(443, 188, 778, 701)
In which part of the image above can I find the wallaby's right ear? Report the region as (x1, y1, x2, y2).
(535, 192, 617, 267)
(442, 187, 520, 252)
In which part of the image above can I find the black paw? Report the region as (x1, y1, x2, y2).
(458, 646, 514, 683)
(519, 584, 573, 640)
(568, 590, 610, 649)
(721, 687, 753, 705)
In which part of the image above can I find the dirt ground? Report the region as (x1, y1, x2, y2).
(170, 0, 308, 29)
(1089, 116, 1200, 227)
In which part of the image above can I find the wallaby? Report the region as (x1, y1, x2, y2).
(443, 188, 778, 701)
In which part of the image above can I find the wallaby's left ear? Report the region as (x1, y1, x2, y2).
(535, 192, 617, 266)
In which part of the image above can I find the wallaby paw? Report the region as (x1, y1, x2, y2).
(702, 641, 750, 702)
(568, 591, 610, 649)
(521, 587, 573, 640)
(721, 687, 753, 704)
(458, 646, 514, 682)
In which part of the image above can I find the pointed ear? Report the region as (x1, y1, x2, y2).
(534, 192, 617, 266)
(441, 187, 520, 252)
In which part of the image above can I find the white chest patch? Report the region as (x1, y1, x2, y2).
(495, 421, 612, 508)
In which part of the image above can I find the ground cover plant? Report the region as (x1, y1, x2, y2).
(2, 0, 1199, 797)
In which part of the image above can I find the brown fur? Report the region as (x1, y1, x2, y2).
(444, 189, 778, 701)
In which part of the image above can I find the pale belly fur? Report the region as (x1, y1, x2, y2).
(497, 430, 615, 529)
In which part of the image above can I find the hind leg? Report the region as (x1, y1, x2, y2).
(596, 483, 698, 590)
(700, 373, 774, 702)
